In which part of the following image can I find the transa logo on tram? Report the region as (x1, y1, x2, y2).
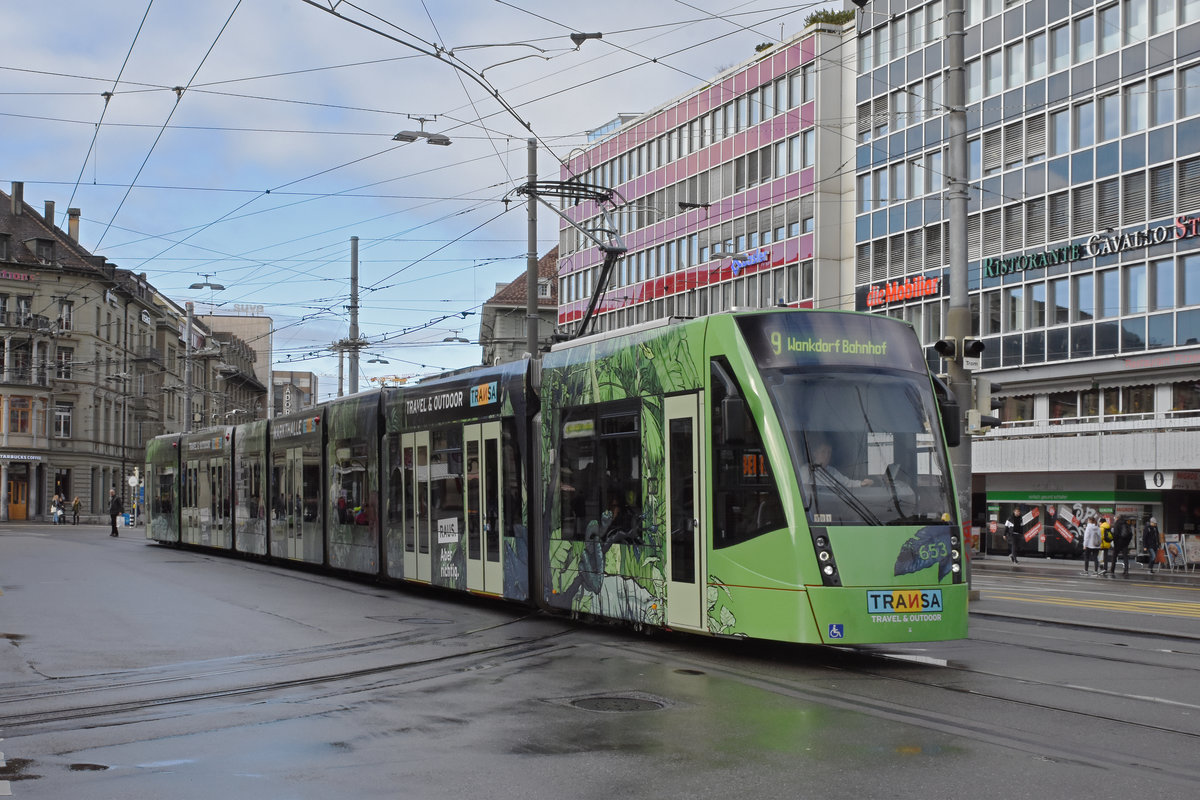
(866, 589, 943, 616)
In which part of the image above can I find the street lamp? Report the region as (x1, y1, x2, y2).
(393, 115, 452, 146)
(188, 273, 226, 291)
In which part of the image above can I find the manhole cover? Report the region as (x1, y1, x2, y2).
(569, 695, 665, 713)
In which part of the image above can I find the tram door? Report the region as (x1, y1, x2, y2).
(283, 447, 304, 560)
(402, 431, 433, 582)
(665, 394, 706, 631)
(183, 458, 210, 545)
(464, 422, 503, 595)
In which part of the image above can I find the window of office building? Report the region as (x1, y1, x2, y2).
(1151, 258, 1174, 310)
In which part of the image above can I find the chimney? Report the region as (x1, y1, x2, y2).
(44, 200, 56, 227)
(68, 208, 81, 241)
(10, 181, 22, 215)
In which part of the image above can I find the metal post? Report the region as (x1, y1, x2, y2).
(184, 302, 194, 433)
(526, 138, 539, 360)
(349, 235, 360, 394)
(945, 0, 974, 565)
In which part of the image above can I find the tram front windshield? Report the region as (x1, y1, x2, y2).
(765, 369, 954, 527)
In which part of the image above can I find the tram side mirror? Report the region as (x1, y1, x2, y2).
(931, 375, 961, 448)
(720, 397, 746, 444)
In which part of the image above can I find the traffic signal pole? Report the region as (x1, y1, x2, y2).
(945, 0, 976, 582)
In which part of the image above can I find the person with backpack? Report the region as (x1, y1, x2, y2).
(1098, 517, 1114, 577)
(1143, 517, 1161, 575)
(1110, 516, 1135, 577)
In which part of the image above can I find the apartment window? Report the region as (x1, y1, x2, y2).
(1125, 82, 1148, 132)
(9, 397, 31, 434)
(984, 51, 1002, 96)
(1097, 5, 1120, 54)
(1005, 42, 1025, 89)
(1028, 31, 1047, 80)
(909, 7, 925, 49)
(802, 130, 816, 168)
(1030, 282, 1047, 327)
(966, 59, 982, 104)
(1050, 276, 1071, 324)
(54, 403, 72, 439)
(1124, 0, 1149, 44)
(1177, 65, 1200, 118)
(1050, 24, 1070, 72)
(1098, 268, 1120, 318)
(1006, 286, 1025, 331)
(1098, 94, 1121, 140)
(1074, 101, 1095, 148)
(859, 30, 874, 72)
(1151, 73, 1174, 126)
(1184, 253, 1200, 305)
(1074, 13, 1095, 63)
(1075, 273, 1095, 320)
(1152, 0, 1176, 33)
(1049, 109, 1070, 155)
(1125, 264, 1148, 314)
(801, 64, 815, 104)
(56, 347, 73, 379)
(1151, 258, 1175, 310)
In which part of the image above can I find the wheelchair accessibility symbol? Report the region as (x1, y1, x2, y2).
(828, 623, 844, 639)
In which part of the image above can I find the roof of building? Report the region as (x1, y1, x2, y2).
(485, 246, 558, 307)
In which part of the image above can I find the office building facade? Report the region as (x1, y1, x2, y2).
(556, 22, 856, 334)
(852, 0, 1200, 552)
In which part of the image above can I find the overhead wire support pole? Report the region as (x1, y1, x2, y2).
(526, 139, 539, 361)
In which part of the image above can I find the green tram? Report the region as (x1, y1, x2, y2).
(145, 310, 966, 646)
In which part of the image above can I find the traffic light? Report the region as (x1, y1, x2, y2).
(933, 337, 957, 360)
(967, 377, 1004, 435)
(962, 337, 986, 358)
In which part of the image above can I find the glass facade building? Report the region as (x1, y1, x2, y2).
(853, 0, 1200, 552)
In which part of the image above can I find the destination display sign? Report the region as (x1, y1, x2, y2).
(737, 311, 927, 374)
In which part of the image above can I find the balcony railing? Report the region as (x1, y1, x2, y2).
(0, 368, 50, 387)
(0, 313, 53, 332)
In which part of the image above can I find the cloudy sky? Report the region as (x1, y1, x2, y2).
(2, 0, 834, 398)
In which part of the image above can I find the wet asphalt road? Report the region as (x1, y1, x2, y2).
(3, 525, 1200, 799)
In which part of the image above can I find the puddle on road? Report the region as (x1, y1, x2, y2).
(0, 757, 41, 781)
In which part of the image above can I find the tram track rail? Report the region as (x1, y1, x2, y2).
(0, 617, 577, 733)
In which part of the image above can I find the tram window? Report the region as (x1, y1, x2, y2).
(333, 439, 369, 525)
(559, 402, 642, 544)
(711, 357, 786, 549)
(386, 434, 404, 525)
(430, 427, 464, 544)
(502, 420, 522, 539)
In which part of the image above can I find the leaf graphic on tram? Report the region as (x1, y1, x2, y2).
(894, 525, 954, 581)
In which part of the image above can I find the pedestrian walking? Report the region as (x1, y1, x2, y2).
(108, 489, 122, 537)
(1082, 517, 1102, 575)
(1005, 515, 1020, 563)
(1110, 516, 1134, 577)
(1143, 517, 1161, 574)
(72, 496, 81, 525)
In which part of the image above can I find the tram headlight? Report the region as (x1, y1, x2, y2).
(951, 549, 960, 560)
(823, 565, 835, 576)
(815, 536, 827, 548)
(951, 563, 961, 573)
(818, 551, 831, 562)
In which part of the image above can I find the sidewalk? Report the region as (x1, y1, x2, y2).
(970, 552, 1200, 584)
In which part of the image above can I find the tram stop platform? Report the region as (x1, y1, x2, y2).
(970, 552, 1200, 585)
